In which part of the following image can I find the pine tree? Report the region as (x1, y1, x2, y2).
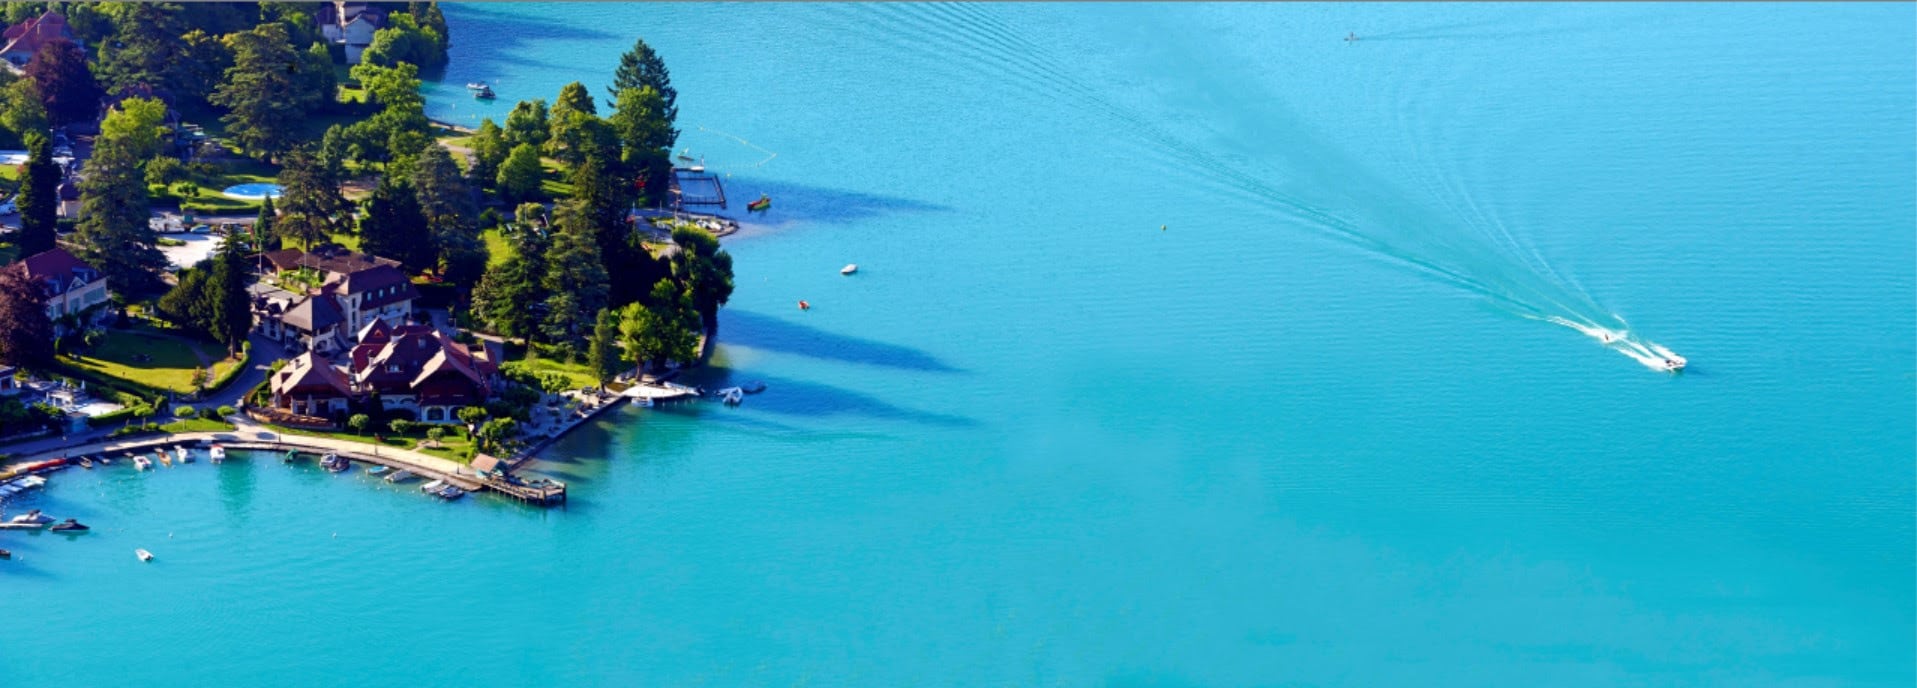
(359, 175, 433, 271)
(210, 23, 307, 159)
(541, 203, 609, 346)
(99, 3, 186, 93)
(207, 235, 252, 353)
(413, 146, 484, 284)
(608, 38, 676, 123)
(275, 147, 350, 249)
(587, 307, 622, 388)
(16, 133, 58, 256)
(73, 143, 163, 295)
(254, 196, 280, 251)
(468, 118, 507, 186)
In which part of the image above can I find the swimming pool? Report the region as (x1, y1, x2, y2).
(221, 183, 283, 200)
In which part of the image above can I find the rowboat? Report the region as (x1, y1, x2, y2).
(747, 194, 771, 212)
(136, 548, 153, 562)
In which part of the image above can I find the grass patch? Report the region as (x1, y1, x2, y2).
(158, 417, 235, 433)
(539, 157, 573, 197)
(481, 227, 516, 267)
(65, 327, 235, 395)
(505, 348, 597, 391)
(263, 422, 479, 463)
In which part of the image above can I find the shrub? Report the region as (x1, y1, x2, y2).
(216, 405, 236, 417)
(426, 427, 445, 443)
(173, 405, 195, 418)
(388, 419, 415, 435)
(199, 406, 220, 420)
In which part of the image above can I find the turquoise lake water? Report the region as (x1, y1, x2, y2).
(5, 3, 1913, 685)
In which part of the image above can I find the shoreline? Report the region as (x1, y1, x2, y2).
(5, 427, 490, 495)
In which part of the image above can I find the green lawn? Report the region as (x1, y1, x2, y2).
(481, 227, 516, 267)
(539, 158, 574, 197)
(157, 158, 282, 215)
(159, 417, 236, 433)
(264, 423, 480, 463)
(508, 350, 598, 391)
(67, 328, 237, 395)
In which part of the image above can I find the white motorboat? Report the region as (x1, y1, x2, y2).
(385, 469, 416, 484)
(421, 479, 448, 494)
(209, 445, 226, 463)
(136, 548, 154, 562)
(1662, 356, 1687, 372)
(133, 455, 153, 471)
(8, 509, 51, 524)
(840, 264, 858, 275)
(175, 447, 193, 463)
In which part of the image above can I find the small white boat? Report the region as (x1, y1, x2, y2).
(366, 465, 391, 476)
(420, 479, 448, 494)
(464, 81, 489, 90)
(175, 447, 192, 464)
(136, 548, 153, 562)
(15, 475, 46, 491)
(133, 455, 153, 471)
(209, 445, 226, 463)
(0, 522, 43, 530)
(8, 509, 51, 525)
(840, 264, 858, 275)
(716, 387, 744, 406)
(385, 469, 415, 484)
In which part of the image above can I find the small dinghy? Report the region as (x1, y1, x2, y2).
(136, 548, 153, 562)
(78, 457, 94, 469)
(158, 453, 171, 467)
(385, 469, 416, 484)
(840, 264, 858, 275)
(747, 194, 771, 212)
(366, 465, 391, 476)
(797, 300, 810, 311)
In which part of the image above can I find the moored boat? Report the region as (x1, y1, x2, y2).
(8, 509, 51, 525)
(136, 548, 153, 562)
(473, 85, 496, 99)
(365, 465, 391, 476)
(283, 450, 298, 464)
(747, 194, 771, 212)
(79, 456, 94, 469)
(133, 455, 153, 471)
(421, 479, 448, 494)
(175, 447, 192, 464)
(209, 445, 225, 463)
(385, 469, 415, 484)
(49, 518, 89, 533)
(437, 485, 466, 500)
(159, 453, 171, 467)
(0, 548, 11, 559)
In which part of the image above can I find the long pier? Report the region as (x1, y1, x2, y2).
(0, 430, 581, 504)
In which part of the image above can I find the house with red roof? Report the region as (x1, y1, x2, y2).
(20, 247, 108, 333)
(347, 320, 499, 423)
(266, 319, 500, 424)
(0, 11, 78, 68)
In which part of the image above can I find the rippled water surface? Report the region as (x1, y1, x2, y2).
(5, 4, 1913, 685)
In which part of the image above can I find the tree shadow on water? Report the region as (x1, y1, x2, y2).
(721, 310, 962, 373)
(705, 175, 950, 227)
(441, 5, 622, 79)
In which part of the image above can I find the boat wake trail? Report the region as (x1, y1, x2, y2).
(852, 4, 1685, 372)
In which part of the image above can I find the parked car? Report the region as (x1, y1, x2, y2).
(189, 224, 212, 234)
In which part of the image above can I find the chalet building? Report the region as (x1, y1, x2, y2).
(0, 11, 77, 68)
(21, 248, 108, 333)
(267, 320, 501, 424)
(255, 248, 419, 353)
(269, 351, 354, 418)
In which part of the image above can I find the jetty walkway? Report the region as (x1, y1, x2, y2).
(5, 427, 496, 494)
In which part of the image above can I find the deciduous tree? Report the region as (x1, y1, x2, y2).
(494, 142, 542, 203)
(617, 278, 700, 370)
(24, 39, 101, 126)
(0, 263, 53, 369)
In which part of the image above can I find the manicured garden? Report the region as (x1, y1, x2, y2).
(64, 327, 240, 396)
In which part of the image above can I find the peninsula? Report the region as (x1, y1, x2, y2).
(0, 2, 737, 508)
